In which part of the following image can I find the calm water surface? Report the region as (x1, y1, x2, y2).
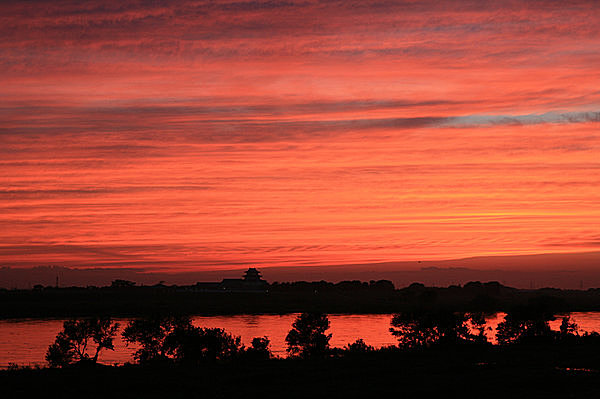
(2, 312, 599, 368)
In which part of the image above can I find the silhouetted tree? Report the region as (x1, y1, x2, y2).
(46, 317, 119, 367)
(122, 315, 192, 364)
(390, 311, 477, 349)
(286, 313, 332, 358)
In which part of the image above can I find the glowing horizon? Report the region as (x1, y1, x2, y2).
(1, 0, 599, 271)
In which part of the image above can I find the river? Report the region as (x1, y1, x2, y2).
(2, 312, 600, 368)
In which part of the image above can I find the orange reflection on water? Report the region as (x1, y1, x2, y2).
(0, 314, 395, 367)
(2, 312, 600, 368)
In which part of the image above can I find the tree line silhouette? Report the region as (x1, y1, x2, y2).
(10, 279, 600, 320)
(45, 309, 600, 368)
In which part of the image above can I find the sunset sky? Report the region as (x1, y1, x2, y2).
(1, 0, 599, 272)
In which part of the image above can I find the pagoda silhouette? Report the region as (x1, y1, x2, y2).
(193, 267, 269, 292)
(242, 268, 263, 282)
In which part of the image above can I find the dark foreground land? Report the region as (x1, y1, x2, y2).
(3, 345, 600, 398)
(3, 280, 600, 318)
(6, 305, 600, 398)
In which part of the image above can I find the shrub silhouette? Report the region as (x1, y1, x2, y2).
(553, 316, 582, 344)
(110, 279, 136, 288)
(123, 316, 243, 365)
(285, 313, 332, 358)
(390, 311, 480, 349)
(122, 315, 192, 364)
(496, 311, 554, 345)
(468, 312, 492, 344)
(344, 338, 375, 354)
(46, 317, 119, 367)
(243, 337, 272, 360)
(164, 325, 242, 365)
(559, 316, 578, 336)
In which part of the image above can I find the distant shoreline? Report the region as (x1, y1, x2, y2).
(3, 280, 600, 320)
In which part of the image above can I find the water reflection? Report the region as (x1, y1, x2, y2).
(2, 312, 600, 368)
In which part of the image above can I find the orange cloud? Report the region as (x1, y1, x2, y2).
(1, 0, 599, 271)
